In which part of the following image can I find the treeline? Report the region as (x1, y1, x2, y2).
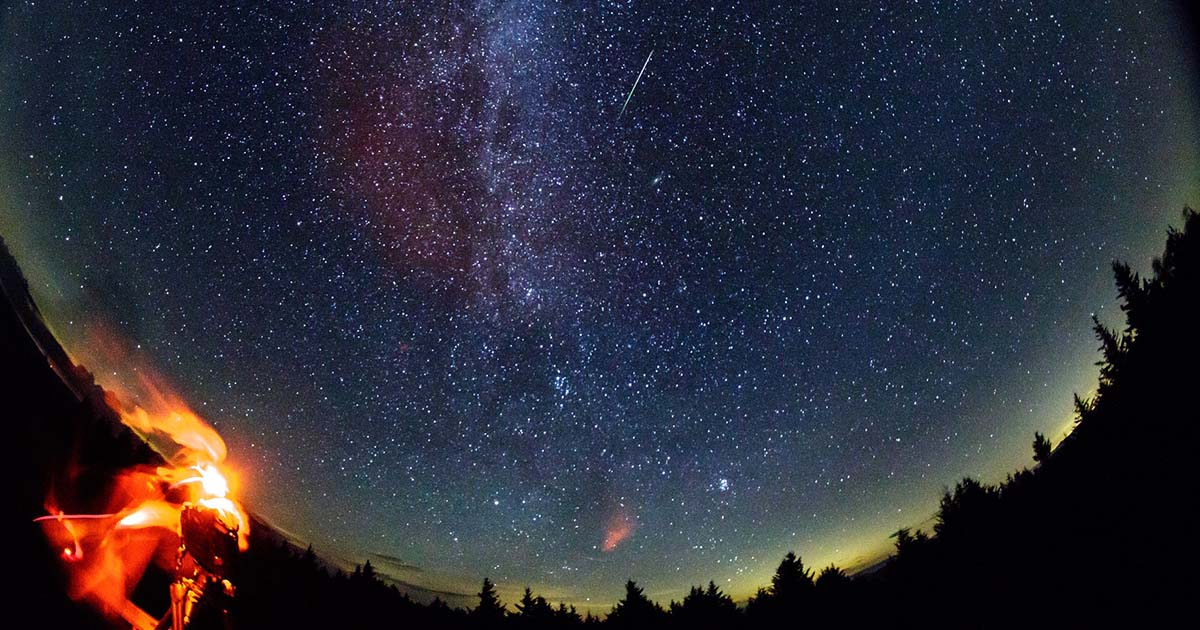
(224, 208, 1199, 628)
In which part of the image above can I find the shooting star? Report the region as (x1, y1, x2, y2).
(618, 49, 654, 119)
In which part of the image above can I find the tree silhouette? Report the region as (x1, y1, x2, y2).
(743, 587, 771, 620)
(934, 477, 999, 538)
(1092, 315, 1129, 391)
(514, 586, 555, 627)
(606, 580, 664, 628)
(473, 577, 507, 624)
(746, 551, 814, 624)
(1032, 431, 1052, 464)
(1073, 392, 1096, 424)
(815, 565, 849, 590)
(812, 565, 851, 624)
(770, 551, 814, 598)
(892, 527, 930, 559)
(1112, 261, 1149, 334)
(361, 559, 376, 582)
(552, 602, 583, 626)
(669, 581, 737, 628)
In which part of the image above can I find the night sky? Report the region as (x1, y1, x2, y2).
(2, 1, 1197, 609)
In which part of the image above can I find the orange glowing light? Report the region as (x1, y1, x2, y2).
(173, 463, 231, 498)
(115, 501, 180, 530)
(36, 371, 251, 624)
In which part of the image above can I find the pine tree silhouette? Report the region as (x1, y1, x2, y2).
(514, 586, 555, 627)
(746, 551, 815, 624)
(606, 580, 664, 628)
(1032, 431, 1052, 464)
(669, 580, 737, 628)
(473, 577, 507, 624)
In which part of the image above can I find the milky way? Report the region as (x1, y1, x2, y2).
(1, 1, 1197, 608)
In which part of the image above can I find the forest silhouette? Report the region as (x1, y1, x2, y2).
(8, 208, 1198, 628)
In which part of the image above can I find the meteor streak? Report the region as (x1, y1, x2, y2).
(618, 49, 654, 119)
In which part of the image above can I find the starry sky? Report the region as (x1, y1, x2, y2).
(2, 0, 1198, 610)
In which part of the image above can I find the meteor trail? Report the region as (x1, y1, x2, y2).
(618, 49, 654, 119)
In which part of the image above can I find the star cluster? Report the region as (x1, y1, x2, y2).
(1, 0, 1197, 607)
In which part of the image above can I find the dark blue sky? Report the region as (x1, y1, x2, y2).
(2, 0, 1197, 609)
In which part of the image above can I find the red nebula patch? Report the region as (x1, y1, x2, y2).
(602, 508, 636, 552)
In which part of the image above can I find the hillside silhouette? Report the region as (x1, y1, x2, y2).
(7, 207, 1198, 628)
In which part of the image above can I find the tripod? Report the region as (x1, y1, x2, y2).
(154, 504, 239, 630)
